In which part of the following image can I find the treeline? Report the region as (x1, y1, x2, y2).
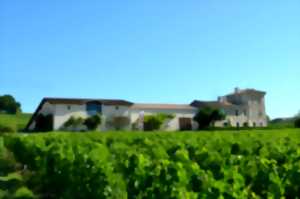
(0, 95, 24, 133)
(0, 95, 21, 114)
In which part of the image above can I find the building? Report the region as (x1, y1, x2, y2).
(25, 88, 267, 131)
(191, 88, 267, 128)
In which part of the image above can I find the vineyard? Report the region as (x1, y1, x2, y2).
(1, 129, 300, 198)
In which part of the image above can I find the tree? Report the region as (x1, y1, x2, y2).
(63, 116, 85, 131)
(0, 95, 21, 114)
(143, 113, 174, 131)
(193, 107, 226, 129)
(295, 116, 300, 128)
(143, 116, 162, 131)
(84, 115, 101, 131)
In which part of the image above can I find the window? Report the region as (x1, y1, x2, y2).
(115, 106, 119, 110)
(243, 122, 248, 127)
(236, 122, 240, 128)
(86, 102, 102, 115)
(235, 110, 239, 116)
(67, 105, 71, 110)
(253, 122, 256, 127)
(243, 110, 247, 115)
(223, 122, 228, 127)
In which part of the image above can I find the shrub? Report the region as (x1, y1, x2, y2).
(143, 113, 174, 131)
(143, 116, 162, 131)
(63, 116, 84, 128)
(63, 115, 102, 131)
(106, 116, 130, 130)
(295, 117, 300, 128)
(84, 115, 101, 131)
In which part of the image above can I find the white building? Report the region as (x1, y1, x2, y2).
(25, 88, 267, 131)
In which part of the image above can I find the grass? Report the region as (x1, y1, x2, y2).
(0, 113, 32, 131)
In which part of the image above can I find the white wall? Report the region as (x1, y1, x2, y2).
(130, 108, 198, 131)
(101, 105, 131, 130)
(53, 104, 198, 131)
(214, 97, 267, 128)
(53, 104, 88, 130)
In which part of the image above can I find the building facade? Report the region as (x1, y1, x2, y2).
(25, 88, 267, 131)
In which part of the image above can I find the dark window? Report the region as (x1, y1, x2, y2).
(115, 106, 119, 110)
(243, 122, 248, 127)
(236, 122, 240, 128)
(223, 122, 228, 127)
(253, 122, 256, 127)
(235, 110, 239, 116)
(86, 102, 102, 115)
(67, 105, 71, 110)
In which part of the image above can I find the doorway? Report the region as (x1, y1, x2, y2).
(179, 117, 192, 131)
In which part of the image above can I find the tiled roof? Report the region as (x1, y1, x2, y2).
(131, 103, 196, 110)
(190, 100, 238, 109)
(43, 97, 133, 106)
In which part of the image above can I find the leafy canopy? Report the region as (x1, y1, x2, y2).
(0, 95, 21, 114)
(194, 107, 226, 129)
(144, 113, 174, 131)
(84, 114, 101, 130)
(63, 115, 101, 131)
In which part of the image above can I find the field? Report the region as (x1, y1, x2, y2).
(0, 113, 32, 131)
(1, 129, 300, 199)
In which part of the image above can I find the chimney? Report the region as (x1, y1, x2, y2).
(234, 87, 240, 94)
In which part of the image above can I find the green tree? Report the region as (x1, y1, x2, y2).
(143, 113, 174, 131)
(143, 115, 162, 131)
(193, 107, 226, 129)
(295, 118, 300, 128)
(84, 114, 101, 130)
(0, 95, 21, 114)
(63, 116, 85, 130)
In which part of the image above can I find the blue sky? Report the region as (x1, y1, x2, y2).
(1, 0, 299, 118)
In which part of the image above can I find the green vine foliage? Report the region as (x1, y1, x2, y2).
(1, 130, 300, 198)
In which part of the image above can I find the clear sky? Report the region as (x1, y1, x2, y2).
(1, 0, 299, 118)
